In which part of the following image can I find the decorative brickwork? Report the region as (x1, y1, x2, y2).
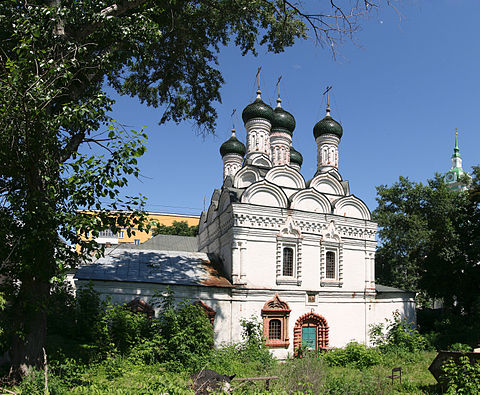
(293, 312, 329, 352)
(262, 294, 291, 348)
(194, 300, 216, 325)
(126, 298, 154, 320)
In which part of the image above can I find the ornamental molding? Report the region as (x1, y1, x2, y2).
(262, 293, 291, 312)
(278, 216, 303, 239)
(230, 212, 376, 241)
(276, 216, 303, 286)
(321, 220, 342, 243)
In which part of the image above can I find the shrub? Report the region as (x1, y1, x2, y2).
(323, 342, 382, 369)
(155, 295, 214, 371)
(276, 352, 326, 393)
(75, 283, 104, 343)
(441, 355, 480, 394)
(449, 343, 473, 352)
(427, 311, 480, 350)
(208, 317, 275, 376)
(98, 303, 153, 355)
(47, 281, 77, 339)
(369, 311, 428, 353)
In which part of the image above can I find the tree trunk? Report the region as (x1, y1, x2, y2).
(9, 276, 50, 381)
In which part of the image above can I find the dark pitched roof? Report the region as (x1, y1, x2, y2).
(376, 284, 415, 294)
(122, 234, 198, 252)
(75, 248, 231, 288)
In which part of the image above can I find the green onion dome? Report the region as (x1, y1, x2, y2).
(290, 146, 303, 166)
(313, 108, 343, 139)
(271, 104, 296, 135)
(242, 90, 274, 124)
(220, 131, 246, 157)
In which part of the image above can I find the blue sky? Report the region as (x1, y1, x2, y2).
(105, 0, 479, 216)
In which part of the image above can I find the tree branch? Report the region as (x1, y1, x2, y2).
(74, 0, 148, 40)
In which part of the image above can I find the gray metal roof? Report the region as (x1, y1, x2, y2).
(122, 234, 199, 252)
(75, 248, 231, 287)
(376, 284, 415, 294)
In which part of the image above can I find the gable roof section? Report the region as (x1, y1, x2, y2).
(75, 248, 231, 288)
(124, 234, 199, 252)
(376, 284, 415, 295)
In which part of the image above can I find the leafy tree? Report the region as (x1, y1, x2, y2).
(0, 0, 392, 378)
(373, 169, 480, 316)
(153, 220, 198, 237)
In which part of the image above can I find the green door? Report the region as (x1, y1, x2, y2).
(302, 327, 317, 350)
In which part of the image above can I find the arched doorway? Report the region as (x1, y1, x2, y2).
(293, 312, 329, 352)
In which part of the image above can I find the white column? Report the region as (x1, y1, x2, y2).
(369, 253, 375, 289)
(239, 241, 247, 283)
(232, 242, 240, 284)
(365, 253, 370, 290)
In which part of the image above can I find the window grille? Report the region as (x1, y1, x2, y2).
(269, 319, 281, 340)
(283, 247, 294, 276)
(326, 251, 336, 279)
(134, 239, 140, 245)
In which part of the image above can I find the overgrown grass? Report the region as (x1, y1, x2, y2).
(10, 350, 440, 394)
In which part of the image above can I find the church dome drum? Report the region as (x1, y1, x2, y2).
(313, 113, 343, 139)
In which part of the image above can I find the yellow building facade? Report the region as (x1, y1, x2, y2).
(80, 211, 199, 247)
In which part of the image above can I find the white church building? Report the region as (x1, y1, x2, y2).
(75, 87, 415, 358)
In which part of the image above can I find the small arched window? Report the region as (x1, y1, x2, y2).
(262, 294, 291, 349)
(283, 247, 294, 276)
(269, 319, 281, 340)
(326, 251, 336, 279)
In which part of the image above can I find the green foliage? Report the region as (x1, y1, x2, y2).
(47, 281, 77, 339)
(449, 343, 473, 353)
(276, 352, 327, 393)
(153, 220, 199, 237)
(153, 292, 214, 371)
(374, 170, 480, 318)
(75, 283, 105, 343)
(98, 304, 153, 355)
(208, 317, 275, 376)
(369, 312, 429, 353)
(441, 355, 480, 394)
(323, 342, 382, 369)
